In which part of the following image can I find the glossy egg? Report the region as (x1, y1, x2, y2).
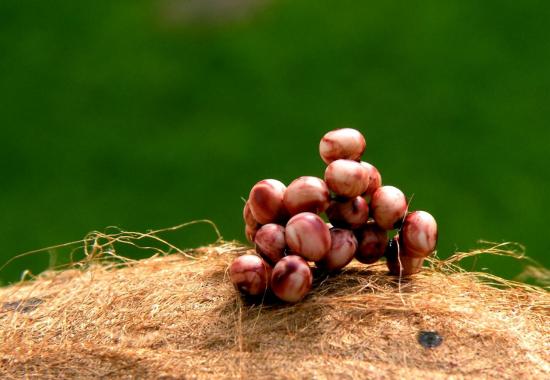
(319, 128, 366, 164)
(324, 159, 370, 197)
(248, 179, 287, 225)
(360, 161, 382, 199)
(285, 212, 331, 261)
(271, 255, 313, 303)
(326, 196, 369, 229)
(316, 228, 357, 271)
(229, 255, 272, 296)
(401, 211, 438, 257)
(254, 223, 287, 265)
(283, 176, 330, 215)
(370, 186, 408, 230)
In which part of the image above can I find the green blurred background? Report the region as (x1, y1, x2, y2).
(1, 0, 549, 284)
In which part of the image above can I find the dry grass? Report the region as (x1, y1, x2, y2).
(0, 223, 548, 379)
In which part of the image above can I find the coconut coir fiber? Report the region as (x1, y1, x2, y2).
(0, 239, 548, 379)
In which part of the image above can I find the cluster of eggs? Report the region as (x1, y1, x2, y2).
(231, 128, 438, 303)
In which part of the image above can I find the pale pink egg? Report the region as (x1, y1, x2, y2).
(319, 128, 366, 164)
(248, 179, 287, 224)
(370, 186, 407, 230)
(324, 159, 370, 197)
(285, 212, 331, 262)
(360, 161, 382, 199)
(401, 211, 438, 257)
(283, 176, 330, 215)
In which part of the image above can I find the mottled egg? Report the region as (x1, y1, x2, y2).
(255, 223, 287, 265)
(326, 196, 369, 229)
(271, 255, 313, 302)
(319, 128, 366, 164)
(360, 161, 382, 199)
(283, 176, 330, 216)
(248, 179, 287, 225)
(401, 211, 438, 257)
(355, 224, 389, 264)
(325, 159, 370, 197)
(316, 228, 357, 272)
(285, 212, 331, 261)
(229, 255, 272, 296)
(370, 186, 407, 230)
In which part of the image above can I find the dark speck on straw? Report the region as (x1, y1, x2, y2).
(2, 297, 43, 313)
(418, 331, 443, 348)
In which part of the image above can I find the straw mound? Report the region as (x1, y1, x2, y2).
(0, 241, 548, 379)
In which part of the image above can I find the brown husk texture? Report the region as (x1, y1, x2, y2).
(0, 225, 548, 379)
